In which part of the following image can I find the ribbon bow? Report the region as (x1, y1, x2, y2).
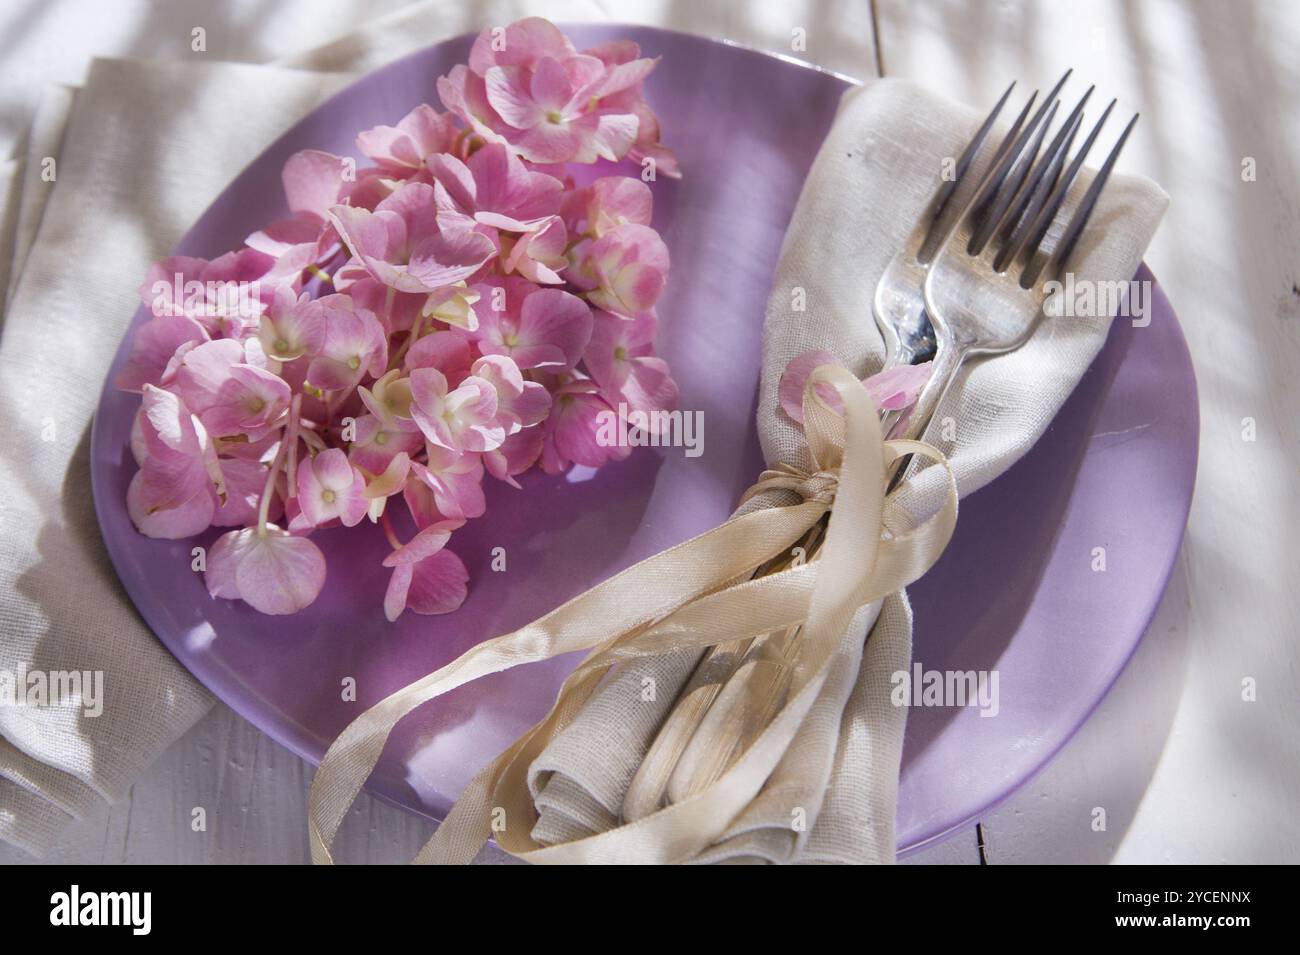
(307, 365, 958, 864)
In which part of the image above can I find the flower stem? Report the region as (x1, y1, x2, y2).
(379, 509, 404, 551)
(285, 396, 303, 501)
(257, 394, 302, 536)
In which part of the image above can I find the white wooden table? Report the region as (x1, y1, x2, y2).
(3, 0, 1297, 865)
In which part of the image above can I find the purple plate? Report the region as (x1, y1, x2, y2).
(89, 25, 1198, 854)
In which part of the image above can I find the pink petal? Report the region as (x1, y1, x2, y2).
(283, 150, 348, 218)
(211, 456, 273, 527)
(778, 350, 844, 424)
(206, 527, 259, 599)
(863, 361, 933, 411)
(511, 120, 587, 165)
(382, 521, 455, 567)
(127, 470, 214, 539)
(515, 288, 592, 369)
(620, 357, 678, 416)
(384, 564, 415, 622)
(405, 329, 472, 374)
(313, 447, 355, 490)
(485, 65, 547, 129)
(484, 426, 544, 485)
(469, 17, 571, 73)
(232, 527, 327, 615)
(407, 228, 496, 288)
(553, 391, 615, 467)
(528, 56, 574, 112)
(115, 315, 208, 393)
(405, 549, 469, 616)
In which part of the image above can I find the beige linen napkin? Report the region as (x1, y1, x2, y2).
(528, 78, 1168, 863)
(0, 58, 358, 856)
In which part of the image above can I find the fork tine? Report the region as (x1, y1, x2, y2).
(967, 98, 1059, 255)
(924, 79, 1017, 237)
(1016, 97, 1118, 285)
(994, 110, 1082, 273)
(1045, 112, 1139, 276)
(985, 70, 1070, 172)
(992, 85, 1095, 268)
(961, 90, 1039, 230)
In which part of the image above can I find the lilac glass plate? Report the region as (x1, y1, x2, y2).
(89, 25, 1198, 855)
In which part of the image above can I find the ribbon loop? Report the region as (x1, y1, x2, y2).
(308, 363, 959, 865)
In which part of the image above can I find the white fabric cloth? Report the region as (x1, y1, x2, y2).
(528, 78, 1168, 863)
(0, 0, 875, 860)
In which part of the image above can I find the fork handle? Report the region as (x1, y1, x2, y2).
(886, 341, 967, 490)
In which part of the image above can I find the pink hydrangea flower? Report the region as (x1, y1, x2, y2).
(172, 339, 290, 439)
(583, 310, 677, 416)
(141, 250, 274, 339)
(407, 445, 487, 523)
(206, 525, 327, 616)
(381, 521, 470, 621)
(118, 16, 679, 620)
(436, 18, 663, 166)
(470, 354, 551, 434)
(471, 278, 591, 370)
(408, 367, 505, 453)
(245, 149, 354, 287)
(349, 413, 424, 474)
(301, 293, 388, 393)
(501, 215, 568, 284)
(296, 448, 369, 528)
(258, 286, 326, 362)
(357, 104, 458, 177)
(583, 40, 681, 179)
(127, 386, 223, 539)
(329, 181, 495, 295)
(427, 142, 563, 232)
(778, 350, 934, 425)
(563, 176, 653, 239)
(567, 223, 668, 317)
(539, 377, 629, 474)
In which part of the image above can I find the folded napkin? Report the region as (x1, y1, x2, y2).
(527, 77, 1168, 863)
(0, 57, 361, 856)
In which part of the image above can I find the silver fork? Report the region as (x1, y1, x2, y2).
(619, 78, 1068, 820)
(646, 80, 1139, 811)
(874, 72, 1073, 374)
(891, 92, 1139, 486)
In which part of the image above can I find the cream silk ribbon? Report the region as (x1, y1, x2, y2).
(307, 365, 958, 864)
